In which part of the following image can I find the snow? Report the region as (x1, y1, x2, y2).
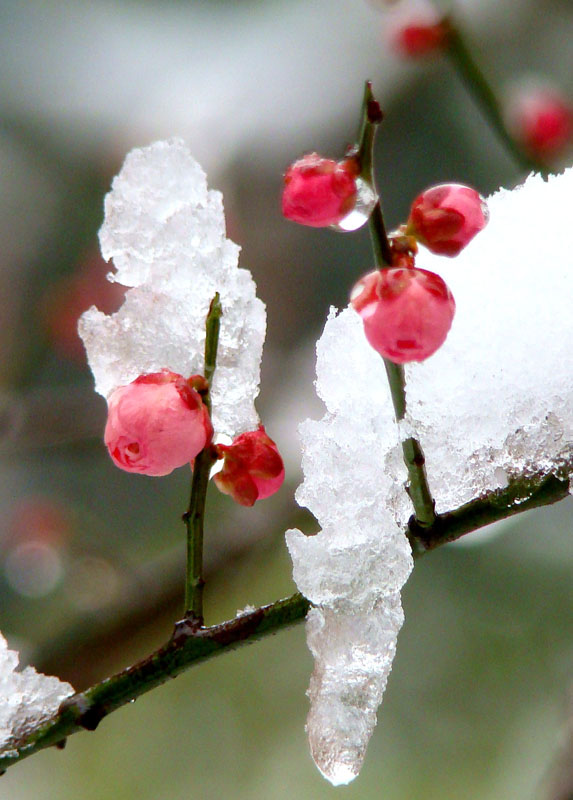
(0, 633, 74, 751)
(285, 309, 414, 785)
(405, 169, 573, 511)
(287, 168, 573, 784)
(79, 139, 266, 438)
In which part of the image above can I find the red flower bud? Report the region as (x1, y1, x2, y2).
(391, 19, 448, 57)
(282, 153, 358, 228)
(104, 369, 212, 476)
(406, 183, 488, 257)
(507, 86, 572, 158)
(214, 425, 285, 506)
(351, 267, 456, 363)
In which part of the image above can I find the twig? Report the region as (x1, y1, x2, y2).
(408, 469, 571, 553)
(440, 14, 549, 176)
(357, 81, 437, 528)
(183, 294, 222, 624)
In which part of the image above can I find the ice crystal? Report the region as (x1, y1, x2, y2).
(0, 633, 74, 751)
(286, 308, 413, 785)
(79, 139, 266, 438)
(287, 168, 573, 785)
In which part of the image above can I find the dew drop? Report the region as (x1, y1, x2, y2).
(332, 178, 377, 232)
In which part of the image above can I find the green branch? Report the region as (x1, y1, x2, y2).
(184, 294, 222, 624)
(0, 592, 310, 774)
(441, 15, 549, 176)
(1, 464, 569, 774)
(382, 359, 436, 527)
(408, 469, 571, 553)
(358, 82, 436, 528)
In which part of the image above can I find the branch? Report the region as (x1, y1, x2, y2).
(357, 82, 436, 528)
(408, 467, 571, 554)
(0, 592, 310, 773)
(440, 14, 549, 175)
(1, 463, 570, 774)
(184, 293, 222, 623)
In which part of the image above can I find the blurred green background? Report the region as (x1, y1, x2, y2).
(0, 1, 572, 798)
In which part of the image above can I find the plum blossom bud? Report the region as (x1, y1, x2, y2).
(282, 153, 358, 228)
(104, 369, 212, 476)
(506, 85, 572, 158)
(406, 183, 488, 257)
(350, 267, 456, 363)
(214, 425, 285, 506)
(390, 18, 448, 57)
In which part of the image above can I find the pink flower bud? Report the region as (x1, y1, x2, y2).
(406, 183, 488, 257)
(104, 369, 213, 476)
(351, 267, 455, 363)
(391, 19, 448, 57)
(507, 86, 572, 158)
(282, 153, 358, 228)
(213, 425, 285, 506)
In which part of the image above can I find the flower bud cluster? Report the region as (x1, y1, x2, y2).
(104, 369, 284, 503)
(351, 183, 487, 363)
(281, 138, 488, 363)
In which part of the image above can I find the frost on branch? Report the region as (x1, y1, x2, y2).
(79, 139, 266, 438)
(286, 168, 573, 786)
(0, 633, 73, 752)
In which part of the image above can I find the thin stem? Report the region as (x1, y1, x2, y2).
(357, 82, 392, 265)
(203, 294, 222, 396)
(383, 360, 436, 527)
(368, 201, 393, 268)
(356, 80, 384, 185)
(442, 15, 549, 176)
(359, 83, 436, 528)
(184, 448, 216, 623)
(183, 294, 222, 624)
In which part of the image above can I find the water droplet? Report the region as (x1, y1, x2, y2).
(332, 179, 377, 232)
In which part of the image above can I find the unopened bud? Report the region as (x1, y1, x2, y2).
(351, 267, 456, 363)
(406, 183, 488, 257)
(104, 369, 212, 476)
(214, 425, 285, 506)
(391, 18, 448, 57)
(282, 153, 358, 228)
(506, 84, 572, 158)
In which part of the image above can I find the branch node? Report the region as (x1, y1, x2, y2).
(172, 616, 204, 643)
(78, 708, 105, 732)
